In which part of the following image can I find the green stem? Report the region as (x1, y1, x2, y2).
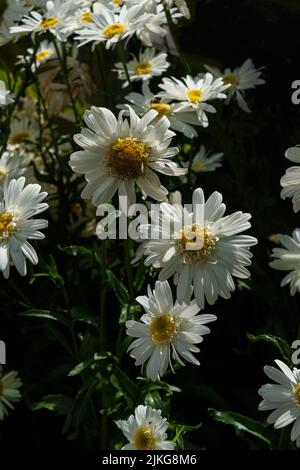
(124, 237, 134, 302)
(164, 5, 191, 75)
(100, 240, 107, 352)
(278, 426, 290, 450)
(95, 44, 112, 108)
(53, 40, 80, 123)
(117, 41, 133, 90)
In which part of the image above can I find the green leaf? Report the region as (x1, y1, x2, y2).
(145, 391, 171, 416)
(247, 333, 292, 363)
(59, 245, 92, 257)
(70, 306, 99, 327)
(119, 304, 142, 325)
(19, 309, 70, 326)
(33, 394, 74, 415)
(33, 255, 64, 288)
(73, 378, 99, 431)
(208, 409, 274, 446)
(68, 354, 108, 377)
(106, 270, 130, 306)
(111, 366, 140, 407)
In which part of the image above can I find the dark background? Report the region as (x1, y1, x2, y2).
(1, 0, 300, 450)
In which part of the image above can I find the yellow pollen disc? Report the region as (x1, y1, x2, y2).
(106, 137, 148, 179)
(36, 49, 52, 63)
(134, 61, 153, 76)
(39, 17, 59, 29)
(177, 224, 217, 264)
(104, 22, 126, 38)
(80, 11, 93, 23)
(10, 131, 30, 145)
(294, 384, 300, 404)
(0, 167, 7, 177)
(222, 73, 238, 87)
(191, 160, 205, 172)
(187, 88, 203, 104)
(133, 427, 156, 450)
(149, 102, 171, 118)
(151, 313, 177, 344)
(0, 212, 16, 239)
(113, 0, 122, 5)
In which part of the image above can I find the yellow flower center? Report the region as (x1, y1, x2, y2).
(222, 73, 238, 87)
(10, 131, 30, 145)
(113, 0, 122, 5)
(0, 167, 7, 177)
(191, 160, 205, 172)
(151, 313, 177, 344)
(104, 23, 126, 39)
(294, 384, 300, 405)
(187, 89, 203, 104)
(133, 427, 156, 450)
(80, 11, 93, 23)
(0, 212, 16, 240)
(106, 137, 148, 179)
(149, 102, 171, 118)
(39, 17, 59, 29)
(134, 61, 153, 76)
(177, 224, 217, 264)
(36, 49, 53, 63)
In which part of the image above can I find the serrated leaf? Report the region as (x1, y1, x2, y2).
(208, 409, 274, 446)
(68, 353, 107, 377)
(247, 333, 291, 363)
(33, 394, 74, 415)
(19, 309, 69, 326)
(106, 270, 130, 306)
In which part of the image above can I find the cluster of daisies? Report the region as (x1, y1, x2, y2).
(2, 0, 290, 452)
(256, 110, 300, 448)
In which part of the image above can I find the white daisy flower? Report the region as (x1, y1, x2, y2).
(69, 106, 186, 212)
(134, 3, 179, 48)
(61, 6, 95, 37)
(8, 117, 38, 147)
(74, 5, 148, 49)
(280, 146, 300, 213)
(0, 80, 14, 107)
(114, 48, 170, 88)
(117, 404, 175, 450)
(158, 74, 230, 127)
(0, 0, 29, 46)
(95, 0, 123, 9)
(120, 82, 200, 138)
(162, 0, 190, 19)
(205, 58, 265, 113)
(269, 228, 300, 296)
(0, 369, 22, 421)
(138, 187, 257, 308)
(17, 40, 56, 70)
(0, 151, 27, 188)
(0, 176, 48, 279)
(126, 280, 217, 381)
(191, 145, 224, 173)
(258, 359, 300, 448)
(9, 0, 81, 41)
